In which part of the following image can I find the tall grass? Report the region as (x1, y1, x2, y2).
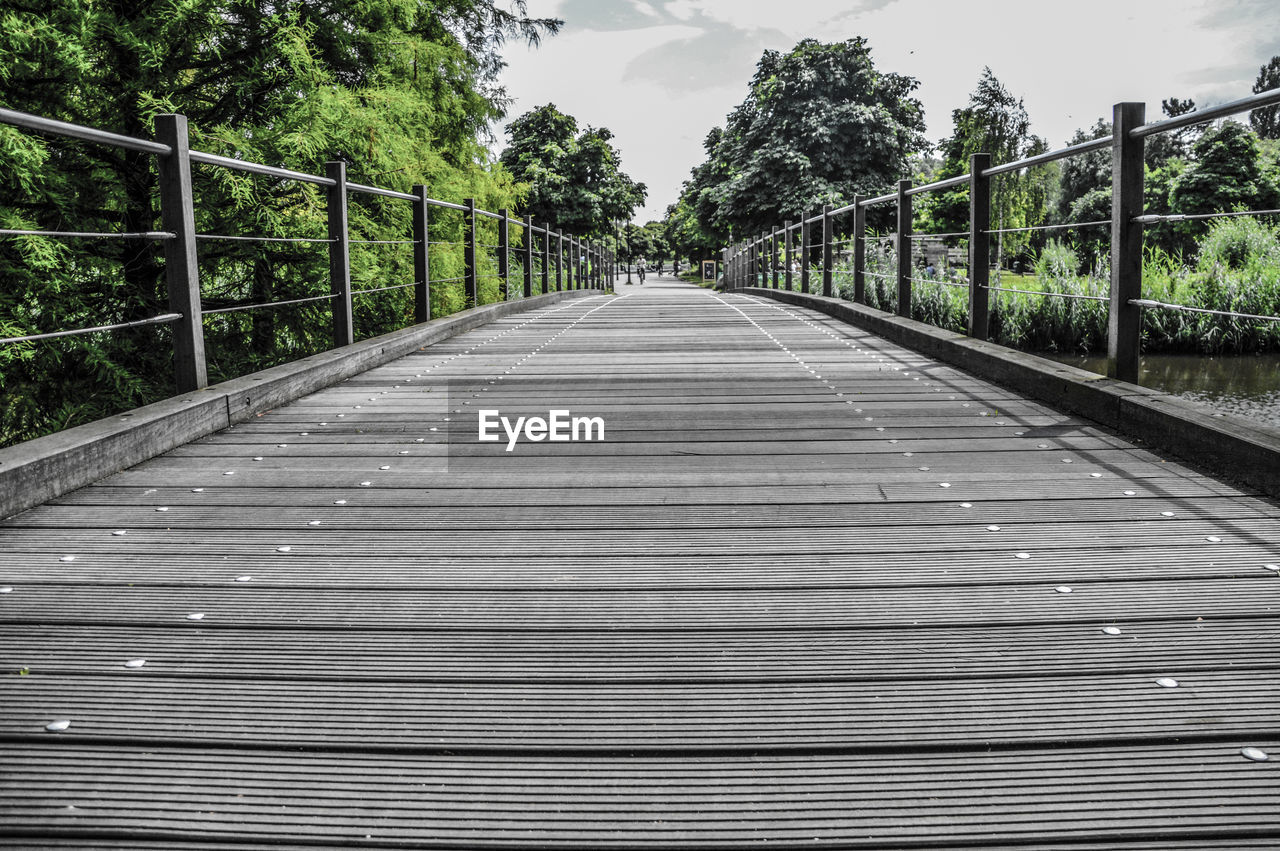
(831, 217, 1280, 355)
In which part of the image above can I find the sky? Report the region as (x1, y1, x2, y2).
(491, 0, 1280, 223)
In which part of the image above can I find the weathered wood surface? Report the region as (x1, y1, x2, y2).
(2, 279, 1278, 848)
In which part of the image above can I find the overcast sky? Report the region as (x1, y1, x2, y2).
(492, 0, 1280, 222)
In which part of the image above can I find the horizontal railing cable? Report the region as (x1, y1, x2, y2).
(352, 282, 419, 296)
(1134, 209, 1280, 224)
(908, 230, 970, 239)
(349, 238, 415, 245)
(0, 228, 173, 240)
(911, 277, 970, 289)
(989, 285, 1108, 302)
(1130, 299, 1280, 322)
(201, 293, 337, 315)
(0, 313, 181, 345)
(195, 233, 332, 244)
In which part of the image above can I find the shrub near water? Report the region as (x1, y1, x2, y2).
(835, 219, 1280, 355)
(1167, 216, 1280, 353)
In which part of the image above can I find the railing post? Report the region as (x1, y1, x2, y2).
(522, 215, 534, 298)
(497, 207, 510, 301)
(463, 197, 477, 307)
(411, 186, 431, 321)
(784, 222, 794, 291)
(896, 179, 912, 318)
(1108, 101, 1146, 384)
(326, 161, 354, 346)
(822, 203, 834, 298)
(852, 196, 866, 304)
(555, 230, 564, 291)
(968, 154, 991, 339)
(565, 236, 573, 290)
(540, 223, 551, 294)
(759, 232, 768, 286)
(154, 114, 207, 392)
(759, 233, 768, 286)
(771, 226, 780, 289)
(800, 213, 811, 294)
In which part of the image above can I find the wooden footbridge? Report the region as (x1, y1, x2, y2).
(3, 278, 1280, 848)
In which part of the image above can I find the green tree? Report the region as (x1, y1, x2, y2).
(1054, 120, 1111, 223)
(1168, 120, 1279, 247)
(697, 38, 927, 236)
(499, 103, 646, 237)
(1251, 56, 1280, 140)
(0, 0, 559, 445)
(921, 68, 1050, 269)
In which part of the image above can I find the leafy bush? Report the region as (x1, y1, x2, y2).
(828, 222, 1280, 355)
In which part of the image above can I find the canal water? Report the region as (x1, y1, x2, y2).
(1044, 352, 1280, 429)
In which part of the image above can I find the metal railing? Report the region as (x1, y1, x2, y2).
(723, 86, 1280, 383)
(0, 107, 613, 392)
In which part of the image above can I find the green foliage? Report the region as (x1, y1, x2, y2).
(499, 103, 645, 237)
(835, 226, 1280, 356)
(1, 0, 559, 446)
(1252, 56, 1280, 140)
(1170, 122, 1279, 222)
(678, 38, 927, 238)
(918, 67, 1052, 267)
(622, 221, 669, 263)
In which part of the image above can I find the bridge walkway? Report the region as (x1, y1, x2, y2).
(2, 278, 1279, 848)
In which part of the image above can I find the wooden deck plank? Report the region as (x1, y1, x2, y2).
(2, 281, 1278, 847)
(2, 744, 1278, 847)
(4, 619, 1278, 681)
(3, 672, 1278, 751)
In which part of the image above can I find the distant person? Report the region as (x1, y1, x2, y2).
(637, 257, 647, 283)
(657, 260, 664, 275)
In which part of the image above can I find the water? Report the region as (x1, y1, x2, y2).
(1043, 352, 1280, 429)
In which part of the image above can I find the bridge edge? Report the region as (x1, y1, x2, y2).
(742, 287, 1280, 500)
(0, 290, 604, 521)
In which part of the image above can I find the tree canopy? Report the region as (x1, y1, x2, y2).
(673, 38, 927, 241)
(0, 0, 559, 445)
(498, 103, 646, 237)
(918, 67, 1050, 266)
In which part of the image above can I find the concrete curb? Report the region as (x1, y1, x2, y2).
(0, 290, 605, 520)
(743, 287, 1280, 499)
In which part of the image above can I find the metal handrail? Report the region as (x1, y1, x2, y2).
(1131, 87, 1280, 139)
(0, 107, 170, 155)
(188, 150, 336, 186)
